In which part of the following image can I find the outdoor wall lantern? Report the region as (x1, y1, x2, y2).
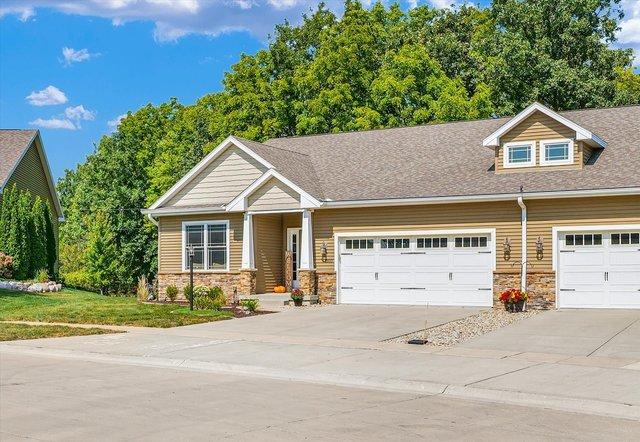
(535, 236, 544, 260)
(503, 237, 511, 260)
(320, 241, 328, 262)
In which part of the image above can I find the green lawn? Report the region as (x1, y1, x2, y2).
(0, 323, 118, 341)
(0, 288, 233, 327)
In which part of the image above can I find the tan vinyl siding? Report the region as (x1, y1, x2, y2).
(526, 195, 640, 270)
(496, 111, 583, 173)
(312, 201, 523, 273)
(165, 145, 267, 207)
(158, 213, 244, 274)
(4, 140, 59, 244)
(247, 177, 300, 211)
(254, 214, 283, 293)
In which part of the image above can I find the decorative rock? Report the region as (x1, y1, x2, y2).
(0, 279, 63, 293)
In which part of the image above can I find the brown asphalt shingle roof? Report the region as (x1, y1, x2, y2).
(0, 129, 38, 188)
(257, 105, 640, 201)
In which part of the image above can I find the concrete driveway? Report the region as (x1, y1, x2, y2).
(461, 309, 640, 358)
(177, 304, 484, 342)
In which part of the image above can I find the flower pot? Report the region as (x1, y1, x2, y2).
(514, 300, 525, 312)
(293, 298, 303, 306)
(504, 302, 511, 312)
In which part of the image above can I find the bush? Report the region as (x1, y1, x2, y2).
(241, 299, 259, 312)
(190, 285, 226, 310)
(35, 268, 49, 283)
(61, 270, 93, 291)
(194, 293, 217, 310)
(0, 252, 13, 279)
(166, 285, 178, 302)
(137, 275, 150, 302)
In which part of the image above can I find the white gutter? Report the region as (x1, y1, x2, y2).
(517, 196, 527, 292)
(141, 206, 227, 216)
(321, 187, 640, 209)
(146, 213, 159, 227)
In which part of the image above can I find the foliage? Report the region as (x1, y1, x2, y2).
(240, 298, 259, 312)
(0, 253, 13, 279)
(290, 289, 304, 301)
(499, 288, 529, 304)
(0, 323, 116, 341)
(0, 287, 233, 327)
(85, 212, 121, 295)
(57, 1, 639, 292)
(0, 185, 55, 280)
(193, 285, 226, 310)
(165, 284, 178, 302)
(183, 284, 193, 302)
(62, 270, 93, 290)
(35, 268, 49, 284)
(136, 275, 150, 302)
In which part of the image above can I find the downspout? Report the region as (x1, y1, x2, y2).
(517, 196, 527, 291)
(146, 213, 159, 227)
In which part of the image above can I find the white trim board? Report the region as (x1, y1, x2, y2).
(149, 136, 275, 210)
(181, 219, 230, 273)
(482, 102, 606, 148)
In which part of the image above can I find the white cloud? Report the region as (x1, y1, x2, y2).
(429, 0, 456, 9)
(29, 118, 76, 130)
(0, 5, 35, 21)
(618, 0, 640, 66)
(25, 85, 68, 106)
(107, 114, 127, 131)
(65, 105, 96, 122)
(61, 47, 99, 66)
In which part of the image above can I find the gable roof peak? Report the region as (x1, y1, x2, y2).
(482, 102, 607, 149)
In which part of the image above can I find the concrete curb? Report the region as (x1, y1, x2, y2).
(2, 343, 638, 421)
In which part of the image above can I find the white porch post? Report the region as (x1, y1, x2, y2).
(241, 212, 254, 269)
(300, 209, 314, 270)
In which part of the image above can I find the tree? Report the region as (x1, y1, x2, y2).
(85, 213, 120, 295)
(30, 197, 48, 276)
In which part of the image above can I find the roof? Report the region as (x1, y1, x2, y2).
(0, 129, 64, 219)
(260, 105, 640, 202)
(0, 129, 38, 188)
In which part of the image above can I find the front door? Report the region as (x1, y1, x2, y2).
(287, 228, 302, 289)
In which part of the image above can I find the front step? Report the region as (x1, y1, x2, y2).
(240, 293, 318, 309)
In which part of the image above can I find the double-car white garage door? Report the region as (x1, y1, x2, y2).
(338, 233, 494, 306)
(557, 230, 640, 308)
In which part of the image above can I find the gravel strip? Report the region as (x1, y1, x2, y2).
(384, 308, 543, 347)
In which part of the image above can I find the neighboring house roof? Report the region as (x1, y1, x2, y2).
(0, 129, 64, 219)
(263, 104, 640, 202)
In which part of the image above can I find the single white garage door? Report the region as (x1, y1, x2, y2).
(338, 234, 494, 306)
(558, 231, 640, 308)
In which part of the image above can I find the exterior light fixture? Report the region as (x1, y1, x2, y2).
(503, 237, 511, 260)
(535, 236, 544, 259)
(321, 241, 328, 262)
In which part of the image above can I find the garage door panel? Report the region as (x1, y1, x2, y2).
(425, 289, 453, 305)
(609, 250, 640, 266)
(341, 270, 375, 286)
(452, 271, 491, 286)
(452, 253, 492, 267)
(378, 270, 415, 285)
(414, 271, 449, 285)
(340, 288, 377, 304)
(561, 290, 607, 307)
(608, 290, 640, 307)
(609, 269, 640, 284)
(378, 253, 413, 267)
(414, 253, 449, 267)
(561, 251, 605, 267)
(562, 270, 604, 285)
(341, 254, 375, 267)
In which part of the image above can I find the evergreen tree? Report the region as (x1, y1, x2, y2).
(44, 204, 57, 278)
(0, 184, 18, 251)
(86, 213, 120, 295)
(31, 198, 49, 276)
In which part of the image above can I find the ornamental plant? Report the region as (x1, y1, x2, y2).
(499, 288, 529, 305)
(0, 252, 13, 279)
(290, 289, 303, 301)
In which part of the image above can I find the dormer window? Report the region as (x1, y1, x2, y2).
(503, 141, 535, 168)
(540, 139, 573, 166)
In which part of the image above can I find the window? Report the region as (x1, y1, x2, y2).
(417, 237, 448, 248)
(454, 236, 488, 248)
(504, 141, 536, 168)
(183, 221, 228, 271)
(565, 234, 602, 247)
(540, 139, 573, 166)
(345, 239, 374, 250)
(611, 233, 640, 245)
(381, 238, 410, 249)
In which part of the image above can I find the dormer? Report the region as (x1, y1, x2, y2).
(483, 102, 606, 173)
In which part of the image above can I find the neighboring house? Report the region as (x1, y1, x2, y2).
(0, 129, 64, 254)
(144, 102, 640, 309)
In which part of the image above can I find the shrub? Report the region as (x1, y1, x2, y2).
(165, 285, 178, 302)
(241, 299, 259, 312)
(35, 268, 49, 283)
(191, 285, 226, 310)
(61, 270, 93, 291)
(183, 284, 193, 301)
(194, 293, 217, 310)
(137, 275, 150, 302)
(0, 252, 13, 279)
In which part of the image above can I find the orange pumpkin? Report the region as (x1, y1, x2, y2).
(274, 285, 286, 293)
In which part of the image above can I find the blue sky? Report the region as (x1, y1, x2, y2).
(1, 1, 638, 182)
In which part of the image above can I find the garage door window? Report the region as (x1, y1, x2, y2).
(565, 234, 602, 246)
(611, 232, 640, 245)
(454, 236, 488, 248)
(417, 237, 448, 248)
(381, 238, 410, 249)
(346, 239, 374, 250)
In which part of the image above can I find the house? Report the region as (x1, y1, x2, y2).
(144, 102, 640, 309)
(0, 129, 64, 252)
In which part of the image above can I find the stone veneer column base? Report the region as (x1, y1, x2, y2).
(157, 272, 240, 302)
(298, 269, 318, 304)
(493, 271, 556, 309)
(238, 269, 257, 298)
(316, 272, 337, 304)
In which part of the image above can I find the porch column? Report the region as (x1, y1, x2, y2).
(241, 212, 254, 269)
(299, 209, 314, 270)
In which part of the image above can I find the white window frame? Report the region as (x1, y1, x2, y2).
(503, 141, 536, 168)
(181, 220, 230, 272)
(539, 138, 574, 166)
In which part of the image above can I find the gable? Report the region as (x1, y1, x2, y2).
(501, 111, 575, 144)
(164, 145, 268, 208)
(247, 177, 301, 211)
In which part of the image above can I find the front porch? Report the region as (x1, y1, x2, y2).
(240, 209, 318, 303)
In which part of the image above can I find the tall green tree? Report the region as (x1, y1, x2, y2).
(85, 213, 121, 295)
(30, 197, 48, 275)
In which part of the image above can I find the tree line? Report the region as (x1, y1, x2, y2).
(57, 0, 640, 293)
